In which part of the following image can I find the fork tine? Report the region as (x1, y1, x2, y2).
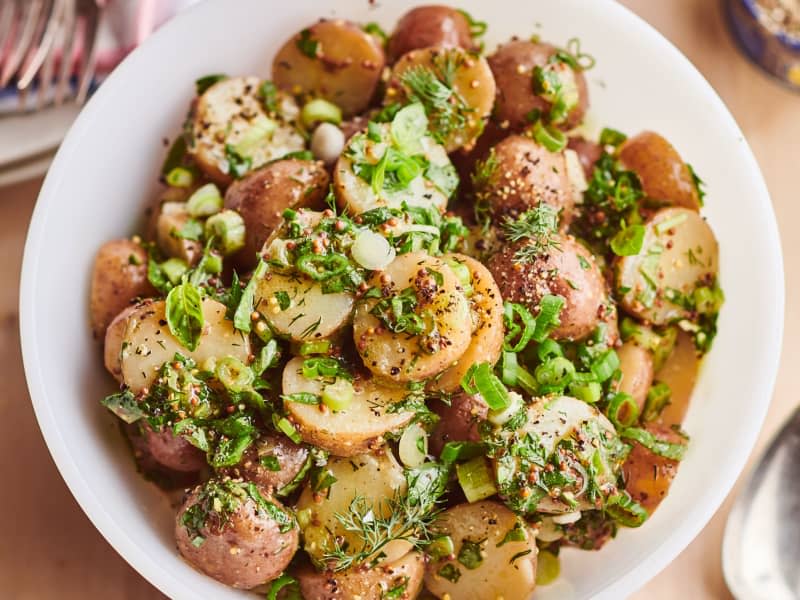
(75, 0, 102, 104)
(18, 0, 63, 91)
(0, 2, 16, 68)
(36, 0, 65, 108)
(0, 0, 45, 87)
(54, 0, 76, 105)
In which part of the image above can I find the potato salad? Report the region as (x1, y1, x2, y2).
(90, 5, 723, 599)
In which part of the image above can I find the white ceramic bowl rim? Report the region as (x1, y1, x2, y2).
(20, 1, 784, 599)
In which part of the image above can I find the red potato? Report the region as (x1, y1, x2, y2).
(224, 159, 329, 270)
(567, 136, 603, 178)
(622, 424, 684, 515)
(272, 20, 386, 117)
(220, 433, 309, 493)
(142, 423, 206, 473)
(616, 341, 654, 411)
(428, 392, 488, 457)
(175, 480, 298, 589)
(387, 5, 476, 60)
(474, 135, 574, 224)
(155, 201, 202, 265)
(122, 423, 200, 490)
(488, 40, 589, 131)
(487, 236, 610, 341)
(90, 239, 155, 339)
(619, 131, 701, 210)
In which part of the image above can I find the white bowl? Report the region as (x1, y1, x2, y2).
(20, 1, 784, 598)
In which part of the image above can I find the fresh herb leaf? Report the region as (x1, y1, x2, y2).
(233, 259, 268, 332)
(195, 74, 227, 95)
(166, 280, 205, 351)
(224, 144, 252, 179)
(502, 204, 561, 262)
(296, 28, 319, 58)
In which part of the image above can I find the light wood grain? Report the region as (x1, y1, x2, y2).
(0, 1, 797, 598)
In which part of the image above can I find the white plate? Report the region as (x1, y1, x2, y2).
(19, 1, 784, 599)
(0, 102, 81, 167)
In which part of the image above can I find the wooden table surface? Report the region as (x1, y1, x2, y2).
(1, 1, 797, 598)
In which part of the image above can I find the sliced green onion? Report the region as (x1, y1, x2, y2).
(463, 362, 511, 410)
(599, 127, 627, 147)
(655, 212, 688, 235)
(427, 535, 455, 560)
(537, 338, 563, 361)
(399, 423, 429, 467)
(535, 550, 561, 585)
(265, 573, 301, 600)
(203, 252, 223, 275)
(295, 252, 349, 281)
(568, 381, 602, 404)
(205, 209, 246, 255)
(620, 427, 687, 460)
(186, 183, 223, 217)
(515, 364, 538, 395)
(643, 381, 671, 422)
(159, 257, 188, 285)
(456, 456, 498, 502)
(440, 441, 485, 465)
(500, 350, 519, 386)
(301, 357, 339, 379)
(446, 258, 472, 290)
(610, 224, 645, 256)
(301, 98, 343, 128)
(605, 491, 649, 527)
(532, 120, 567, 153)
(606, 392, 639, 428)
(488, 391, 524, 426)
(232, 114, 277, 157)
(195, 73, 227, 95)
(693, 284, 724, 315)
(216, 356, 255, 392)
(282, 392, 321, 405)
(165, 166, 194, 188)
(590, 349, 619, 382)
(532, 295, 564, 342)
(535, 356, 575, 392)
(274, 416, 302, 444)
(390, 102, 427, 156)
(299, 340, 331, 356)
(457, 539, 484, 570)
(351, 230, 395, 271)
(321, 379, 354, 412)
(503, 302, 536, 352)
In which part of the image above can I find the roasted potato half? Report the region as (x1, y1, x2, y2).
(272, 20, 385, 117)
(617, 207, 719, 325)
(353, 252, 472, 384)
(429, 254, 504, 393)
(615, 341, 654, 411)
(488, 235, 610, 341)
(90, 239, 155, 339)
(429, 392, 488, 457)
(622, 424, 684, 514)
(475, 135, 574, 224)
(117, 298, 250, 393)
(175, 480, 298, 589)
(387, 45, 496, 151)
(297, 551, 425, 600)
(387, 5, 476, 59)
(619, 131, 701, 211)
(189, 76, 305, 185)
(224, 159, 329, 270)
(295, 449, 410, 565)
(281, 357, 415, 456)
(425, 501, 538, 600)
(488, 40, 589, 131)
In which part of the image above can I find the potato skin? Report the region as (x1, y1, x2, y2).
(616, 341, 654, 411)
(224, 159, 329, 270)
(388, 5, 475, 60)
(175, 485, 298, 589)
(488, 40, 589, 131)
(476, 135, 574, 224)
(487, 236, 610, 341)
(90, 239, 155, 339)
(142, 423, 206, 472)
(220, 433, 309, 492)
(296, 551, 425, 600)
(429, 392, 488, 457)
(104, 303, 141, 381)
(619, 131, 700, 210)
(272, 20, 385, 117)
(622, 424, 683, 515)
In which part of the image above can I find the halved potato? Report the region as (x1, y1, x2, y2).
(155, 201, 202, 265)
(619, 131, 701, 211)
(272, 20, 385, 117)
(104, 302, 145, 381)
(622, 424, 683, 514)
(190, 76, 305, 185)
(255, 269, 355, 342)
(387, 45, 496, 152)
(425, 501, 538, 600)
(296, 551, 425, 600)
(295, 449, 409, 565)
(430, 254, 504, 393)
(282, 357, 415, 456)
(615, 341, 654, 411)
(333, 123, 452, 215)
(617, 207, 719, 325)
(352, 252, 472, 385)
(90, 239, 155, 339)
(119, 299, 250, 393)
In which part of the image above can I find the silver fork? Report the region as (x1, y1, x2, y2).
(0, 0, 104, 110)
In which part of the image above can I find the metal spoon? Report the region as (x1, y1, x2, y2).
(723, 407, 800, 600)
